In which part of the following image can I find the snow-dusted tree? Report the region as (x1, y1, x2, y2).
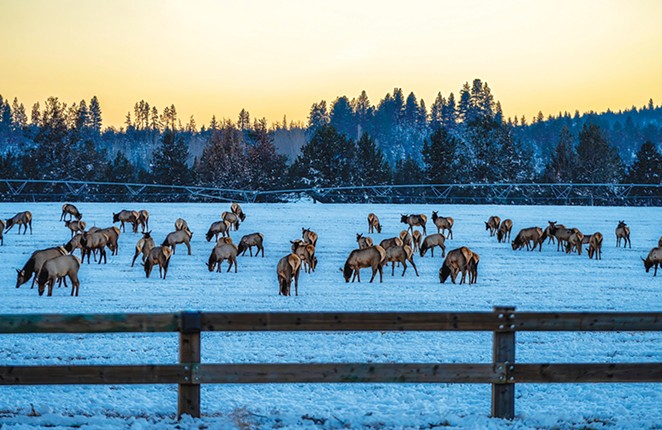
(393, 156, 424, 184)
(355, 133, 391, 185)
(11, 97, 27, 130)
(429, 92, 444, 130)
(329, 96, 355, 139)
(245, 119, 288, 190)
(422, 127, 458, 184)
(575, 123, 623, 183)
(306, 100, 330, 134)
(196, 120, 248, 188)
(89, 96, 102, 132)
(150, 130, 191, 185)
(543, 126, 577, 182)
(626, 141, 662, 184)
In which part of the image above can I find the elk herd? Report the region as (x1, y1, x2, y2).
(3, 203, 662, 298)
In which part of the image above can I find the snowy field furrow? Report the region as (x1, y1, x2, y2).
(0, 202, 660, 429)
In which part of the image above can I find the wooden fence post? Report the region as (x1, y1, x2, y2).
(492, 306, 516, 419)
(178, 311, 201, 419)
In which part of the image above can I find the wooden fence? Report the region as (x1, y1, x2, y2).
(1, 307, 661, 420)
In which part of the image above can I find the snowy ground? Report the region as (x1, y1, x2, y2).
(0, 202, 661, 429)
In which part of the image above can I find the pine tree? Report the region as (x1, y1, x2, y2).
(355, 133, 391, 185)
(393, 156, 424, 184)
(307, 100, 330, 134)
(543, 126, 577, 182)
(575, 123, 624, 183)
(245, 121, 288, 190)
(196, 120, 248, 188)
(89, 96, 102, 132)
(430, 92, 444, 130)
(627, 141, 662, 183)
(150, 130, 191, 185)
(422, 127, 458, 183)
(329, 96, 355, 139)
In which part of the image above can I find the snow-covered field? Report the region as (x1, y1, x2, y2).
(0, 202, 661, 429)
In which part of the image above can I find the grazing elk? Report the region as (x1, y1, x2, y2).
(60, 204, 82, 221)
(64, 220, 86, 237)
(484, 216, 500, 237)
(439, 247, 474, 284)
(291, 240, 317, 273)
(0, 220, 4, 245)
(401, 214, 427, 236)
(511, 227, 544, 252)
(382, 245, 419, 277)
(175, 218, 192, 234)
(162, 229, 193, 255)
(367, 213, 382, 234)
(231, 202, 246, 222)
(208, 242, 238, 273)
(222, 211, 240, 231)
(496, 219, 513, 243)
(419, 233, 446, 258)
(6, 211, 32, 234)
(615, 221, 631, 248)
(565, 229, 585, 256)
(137, 210, 149, 233)
(113, 210, 139, 233)
(277, 253, 302, 296)
(341, 246, 386, 283)
(36, 255, 81, 297)
(131, 231, 155, 267)
(356, 233, 374, 249)
(206, 220, 231, 242)
(302, 228, 318, 246)
(542, 221, 564, 244)
(144, 246, 173, 279)
(642, 247, 662, 276)
(15, 246, 68, 289)
(81, 231, 111, 264)
(587, 232, 603, 260)
(64, 233, 86, 257)
(431, 212, 454, 239)
(379, 237, 403, 250)
(237, 233, 265, 257)
(399, 230, 412, 248)
(412, 230, 422, 253)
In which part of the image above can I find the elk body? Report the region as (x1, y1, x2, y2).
(162, 229, 193, 255)
(379, 237, 403, 250)
(237, 233, 264, 257)
(302, 228, 318, 246)
(485, 216, 500, 237)
(36, 255, 81, 296)
(356, 233, 374, 249)
(175, 218, 191, 234)
(382, 245, 419, 277)
(419, 233, 446, 258)
(399, 230, 412, 248)
(439, 247, 474, 284)
(16, 246, 68, 288)
(60, 204, 82, 221)
(231, 202, 246, 222)
(431, 212, 454, 239)
(97, 226, 120, 255)
(550, 226, 579, 252)
(412, 230, 422, 253)
(208, 243, 238, 273)
(277, 253, 302, 296)
(291, 240, 317, 273)
(64, 234, 85, 257)
(341, 246, 386, 283)
(206, 220, 231, 242)
(642, 247, 662, 276)
(6, 211, 32, 235)
(113, 210, 139, 233)
(565, 229, 585, 256)
(511, 227, 544, 252)
(400, 214, 427, 236)
(81, 232, 111, 264)
(616, 221, 631, 248)
(137, 210, 149, 233)
(144, 246, 173, 279)
(64, 220, 86, 237)
(496, 219, 513, 243)
(222, 211, 240, 231)
(587, 232, 603, 260)
(367, 213, 382, 234)
(131, 231, 155, 267)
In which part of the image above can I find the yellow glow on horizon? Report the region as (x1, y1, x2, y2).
(1, 0, 661, 128)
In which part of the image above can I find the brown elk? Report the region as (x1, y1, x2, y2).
(0, 220, 4, 245)
(367, 213, 382, 234)
(137, 209, 149, 233)
(60, 204, 82, 221)
(231, 202, 246, 222)
(439, 247, 474, 284)
(216, 237, 234, 246)
(356, 233, 374, 249)
(511, 227, 544, 252)
(379, 237, 403, 250)
(208, 242, 238, 273)
(64, 233, 86, 258)
(5, 211, 32, 234)
(15, 246, 68, 289)
(175, 218, 192, 234)
(565, 229, 585, 256)
(642, 247, 662, 276)
(412, 230, 422, 253)
(237, 233, 265, 257)
(400, 214, 427, 236)
(382, 245, 419, 277)
(64, 220, 86, 237)
(399, 230, 412, 248)
(484, 216, 500, 237)
(467, 250, 480, 284)
(113, 210, 139, 233)
(549, 226, 579, 252)
(587, 232, 603, 260)
(98, 226, 120, 255)
(162, 229, 193, 255)
(206, 220, 231, 242)
(291, 240, 317, 273)
(419, 233, 446, 258)
(431, 212, 454, 239)
(277, 253, 302, 296)
(302, 228, 318, 246)
(131, 231, 155, 267)
(222, 211, 240, 231)
(341, 246, 386, 283)
(615, 221, 631, 248)
(144, 246, 173, 279)
(36, 255, 81, 297)
(496, 219, 513, 243)
(81, 231, 111, 264)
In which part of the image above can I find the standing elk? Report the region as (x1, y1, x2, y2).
(302, 228, 318, 246)
(542, 221, 564, 244)
(137, 210, 149, 233)
(64, 233, 86, 257)
(565, 229, 585, 256)
(208, 242, 238, 273)
(162, 229, 193, 255)
(367, 213, 382, 234)
(237, 233, 265, 257)
(382, 245, 419, 277)
(341, 245, 386, 283)
(419, 233, 446, 258)
(587, 232, 603, 260)
(431, 212, 454, 239)
(231, 202, 246, 222)
(642, 247, 662, 276)
(5, 211, 32, 234)
(379, 237, 403, 250)
(291, 240, 317, 273)
(175, 218, 192, 234)
(277, 253, 302, 296)
(113, 210, 139, 233)
(399, 230, 412, 248)
(496, 219, 513, 243)
(615, 221, 631, 248)
(401, 214, 427, 236)
(439, 247, 474, 284)
(81, 231, 111, 264)
(98, 226, 120, 255)
(511, 227, 544, 252)
(144, 246, 173, 279)
(484, 216, 500, 237)
(222, 211, 240, 231)
(64, 220, 86, 237)
(206, 220, 231, 242)
(36, 255, 81, 297)
(60, 204, 82, 221)
(356, 233, 374, 249)
(412, 230, 422, 253)
(16, 246, 68, 289)
(131, 231, 155, 267)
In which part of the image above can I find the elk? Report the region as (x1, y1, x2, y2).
(550, 226, 579, 252)
(113, 210, 139, 233)
(587, 232, 603, 260)
(565, 229, 585, 256)
(341, 246, 386, 283)
(15, 246, 68, 289)
(399, 230, 412, 248)
(419, 233, 446, 258)
(237, 233, 264, 257)
(0, 220, 4, 245)
(131, 231, 155, 267)
(496, 219, 513, 243)
(439, 247, 474, 284)
(81, 231, 111, 264)
(137, 209, 149, 233)
(60, 204, 82, 221)
(412, 230, 422, 253)
(615, 220, 631, 248)
(642, 247, 662, 276)
(231, 202, 246, 222)
(206, 220, 231, 242)
(64, 220, 86, 237)
(467, 250, 480, 285)
(302, 228, 318, 246)
(36, 255, 81, 297)
(431, 212, 454, 239)
(64, 233, 86, 257)
(367, 213, 382, 234)
(98, 226, 120, 255)
(222, 211, 240, 231)
(400, 214, 427, 236)
(484, 216, 500, 237)
(379, 237, 403, 250)
(5, 211, 32, 234)
(144, 246, 173, 279)
(162, 229, 193, 255)
(208, 242, 238, 273)
(382, 245, 419, 277)
(291, 240, 317, 273)
(356, 233, 374, 249)
(511, 227, 544, 252)
(175, 218, 192, 234)
(277, 253, 302, 296)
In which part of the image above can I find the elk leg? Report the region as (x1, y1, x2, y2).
(409, 258, 419, 276)
(249, 247, 253, 257)
(391, 262, 395, 276)
(441, 244, 446, 258)
(430, 248, 434, 258)
(260, 246, 264, 257)
(401, 261, 407, 277)
(369, 266, 377, 283)
(294, 270, 299, 296)
(131, 250, 141, 267)
(234, 257, 238, 273)
(186, 241, 191, 255)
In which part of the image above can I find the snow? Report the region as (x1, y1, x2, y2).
(0, 202, 661, 429)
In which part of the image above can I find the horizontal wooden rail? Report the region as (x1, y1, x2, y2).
(0, 313, 179, 333)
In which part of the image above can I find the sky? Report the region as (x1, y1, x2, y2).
(1, 0, 661, 128)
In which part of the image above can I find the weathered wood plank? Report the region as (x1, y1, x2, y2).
(0, 365, 187, 384)
(492, 306, 516, 420)
(0, 313, 179, 333)
(514, 312, 662, 331)
(514, 363, 662, 383)
(178, 329, 201, 419)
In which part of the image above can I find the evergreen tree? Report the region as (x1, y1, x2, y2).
(422, 127, 458, 183)
(393, 156, 424, 184)
(355, 133, 391, 185)
(430, 92, 444, 130)
(307, 100, 330, 134)
(150, 130, 191, 185)
(575, 123, 623, 183)
(543, 126, 577, 182)
(245, 120, 288, 190)
(626, 141, 662, 183)
(196, 120, 248, 188)
(329, 96, 355, 138)
(106, 151, 137, 183)
(89, 96, 102, 132)
(352, 90, 374, 135)
(441, 93, 457, 128)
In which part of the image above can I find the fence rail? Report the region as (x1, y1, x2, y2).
(1, 308, 661, 420)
